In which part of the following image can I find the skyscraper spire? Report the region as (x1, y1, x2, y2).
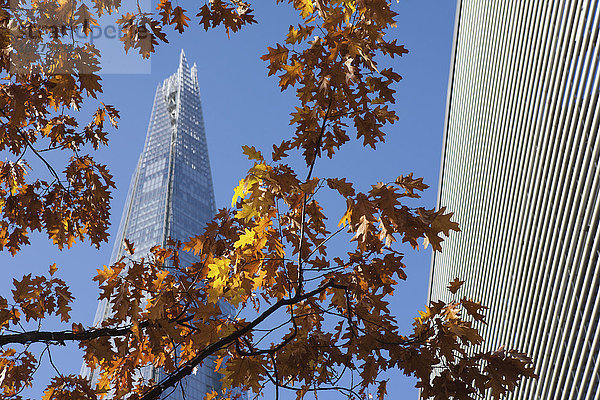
(83, 52, 220, 399)
(179, 48, 188, 70)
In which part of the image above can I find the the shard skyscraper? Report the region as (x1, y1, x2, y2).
(83, 50, 222, 398)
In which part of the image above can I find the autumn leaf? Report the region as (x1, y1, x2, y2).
(205, 391, 219, 400)
(157, 0, 172, 25)
(327, 177, 355, 197)
(377, 379, 388, 400)
(74, 4, 98, 36)
(448, 278, 465, 294)
(286, 24, 315, 45)
(234, 228, 256, 248)
(261, 44, 289, 76)
(395, 173, 429, 197)
(94, 264, 124, 285)
(171, 6, 190, 33)
(124, 238, 135, 255)
(292, 0, 314, 18)
(79, 74, 102, 98)
(272, 140, 292, 161)
(42, 375, 96, 400)
(279, 60, 303, 89)
(231, 179, 249, 207)
(462, 298, 487, 323)
(432, 207, 460, 236)
(242, 145, 263, 161)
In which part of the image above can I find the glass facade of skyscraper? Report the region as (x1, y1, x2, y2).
(82, 50, 222, 399)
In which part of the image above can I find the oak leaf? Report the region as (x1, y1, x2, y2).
(327, 177, 355, 197)
(448, 277, 465, 294)
(171, 6, 190, 33)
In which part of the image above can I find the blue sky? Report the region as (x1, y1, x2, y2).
(0, 1, 457, 398)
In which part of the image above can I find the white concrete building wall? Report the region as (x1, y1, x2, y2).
(429, 1, 600, 398)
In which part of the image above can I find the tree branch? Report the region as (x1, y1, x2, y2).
(0, 322, 145, 346)
(297, 97, 334, 296)
(140, 279, 337, 400)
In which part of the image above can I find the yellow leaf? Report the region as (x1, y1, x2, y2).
(235, 203, 260, 220)
(207, 258, 231, 299)
(338, 198, 353, 227)
(207, 258, 230, 279)
(232, 179, 248, 207)
(234, 228, 256, 249)
(214, 356, 226, 372)
(418, 306, 430, 319)
(232, 174, 262, 207)
(293, 0, 314, 18)
(286, 24, 315, 45)
(227, 286, 246, 307)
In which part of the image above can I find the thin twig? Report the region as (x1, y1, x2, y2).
(46, 345, 63, 377)
(139, 279, 336, 400)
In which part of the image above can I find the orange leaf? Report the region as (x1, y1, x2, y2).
(171, 6, 190, 33)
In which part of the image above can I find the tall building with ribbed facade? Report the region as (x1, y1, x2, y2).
(429, 1, 600, 399)
(82, 50, 222, 398)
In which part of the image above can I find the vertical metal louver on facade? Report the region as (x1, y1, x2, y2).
(82, 50, 223, 399)
(429, 0, 600, 398)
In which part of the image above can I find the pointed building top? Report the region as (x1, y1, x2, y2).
(179, 49, 188, 70)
